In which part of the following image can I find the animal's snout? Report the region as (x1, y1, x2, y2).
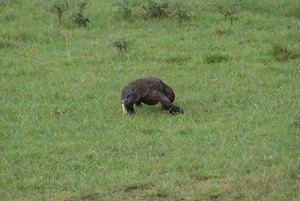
(121, 99, 127, 104)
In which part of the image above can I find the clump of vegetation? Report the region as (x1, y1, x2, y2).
(213, 0, 242, 25)
(272, 42, 300, 62)
(109, 0, 138, 21)
(109, 0, 194, 27)
(204, 53, 229, 63)
(70, 2, 90, 27)
(35, 0, 73, 25)
(70, 13, 90, 27)
(290, 116, 300, 128)
(168, 1, 194, 28)
(164, 55, 191, 65)
(112, 36, 134, 58)
(140, 1, 169, 20)
(35, 0, 89, 26)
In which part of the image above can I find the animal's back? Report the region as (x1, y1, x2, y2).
(131, 76, 163, 91)
(132, 76, 175, 102)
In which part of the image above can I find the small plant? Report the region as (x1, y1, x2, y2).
(70, 2, 90, 27)
(109, 0, 137, 21)
(78, 1, 87, 14)
(213, 1, 241, 26)
(35, 0, 72, 25)
(141, 1, 169, 20)
(108, 0, 194, 27)
(112, 36, 134, 58)
(35, 0, 84, 26)
(272, 42, 300, 62)
(168, 1, 194, 28)
(70, 13, 90, 27)
(49, 1, 68, 25)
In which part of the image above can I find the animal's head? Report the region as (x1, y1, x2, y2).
(121, 85, 136, 105)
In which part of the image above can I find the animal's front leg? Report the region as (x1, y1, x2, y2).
(125, 104, 135, 114)
(154, 91, 184, 114)
(135, 101, 142, 107)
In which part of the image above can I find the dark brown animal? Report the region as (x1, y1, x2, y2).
(121, 76, 184, 114)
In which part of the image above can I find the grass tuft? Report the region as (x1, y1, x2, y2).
(290, 116, 300, 128)
(204, 53, 229, 63)
(272, 42, 300, 62)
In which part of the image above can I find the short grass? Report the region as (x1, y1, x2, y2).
(1, 0, 299, 200)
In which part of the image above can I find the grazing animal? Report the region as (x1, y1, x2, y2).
(121, 76, 184, 114)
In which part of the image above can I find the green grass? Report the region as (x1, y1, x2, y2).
(1, 0, 299, 200)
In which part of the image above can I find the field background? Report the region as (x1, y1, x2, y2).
(1, 0, 299, 200)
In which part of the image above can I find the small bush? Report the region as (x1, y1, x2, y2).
(213, 0, 242, 25)
(35, 0, 89, 26)
(168, 1, 194, 28)
(112, 36, 135, 58)
(34, 0, 73, 25)
(109, 0, 138, 21)
(70, 13, 90, 27)
(109, 0, 195, 27)
(141, 1, 169, 20)
(70, 2, 90, 27)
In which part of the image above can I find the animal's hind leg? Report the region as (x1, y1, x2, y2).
(154, 91, 183, 114)
(161, 82, 175, 103)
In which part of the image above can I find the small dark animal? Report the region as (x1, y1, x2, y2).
(121, 76, 184, 114)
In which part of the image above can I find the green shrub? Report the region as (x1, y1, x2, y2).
(213, 0, 242, 25)
(34, 0, 72, 25)
(112, 36, 135, 58)
(140, 1, 170, 19)
(108, 0, 195, 27)
(34, 0, 89, 26)
(108, 0, 139, 21)
(69, 2, 90, 27)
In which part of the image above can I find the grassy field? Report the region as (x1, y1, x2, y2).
(1, 0, 299, 200)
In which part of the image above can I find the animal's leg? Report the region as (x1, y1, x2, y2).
(135, 101, 142, 107)
(161, 82, 175, 103)
(154, 91, 184, 114)
(125, 104, 135, 114)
